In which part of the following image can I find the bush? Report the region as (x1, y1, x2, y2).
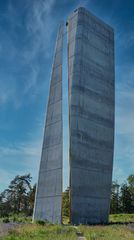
(3, 217, 10, 223)
(35, 220, 47, 225)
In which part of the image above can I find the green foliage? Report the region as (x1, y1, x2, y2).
(109, 213, 134, 223)
(110, 181, 120, 214)
(0, 214, 32, 224)
(120, 183, 133, 213)
(3, 217, 10, 223)
(35, 220, 47, 225)
(62, 187, 70, 220)
(110, 174, 134, 214)
(127, 175, 134, 208)
(0, 174, 36, 218)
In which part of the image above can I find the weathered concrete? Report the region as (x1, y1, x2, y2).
(33, 23, 64, 223)
(67, 7, 114, 224)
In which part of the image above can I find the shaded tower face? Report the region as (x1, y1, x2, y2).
(33, 24, 64, 224)
(68, 7, 114, 224)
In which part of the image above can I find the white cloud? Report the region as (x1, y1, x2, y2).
(0, 137, 43, 192)
(24, 0, 55, 62)
(0, 138, 42, 163)
(0, 0, 56, 108)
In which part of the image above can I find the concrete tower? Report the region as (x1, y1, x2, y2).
(33, 24, 64, 223)
(33, 7, 115, 225)
(68, 7, 114, 224)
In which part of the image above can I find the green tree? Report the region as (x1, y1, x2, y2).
(0, 174, 33, 216)
(62, 187, 70, 218)
(110, 181, 120, 213)
(0, 191, 11, 217)
(27, 184, 36, 215)
(9, 174, 32, 213)
(127, 174, 134, 212)
(120, 183, 133, 213)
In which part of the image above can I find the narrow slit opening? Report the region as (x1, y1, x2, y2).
(62, 24, 70, 224)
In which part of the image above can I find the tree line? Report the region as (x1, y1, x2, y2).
(0, 174, 133, 218)
(110, 174, 134, 214)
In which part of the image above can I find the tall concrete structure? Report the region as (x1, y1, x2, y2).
(33, 7, 114, 225)
(68, 7, 114, 224)
(33, 24, 64, 223)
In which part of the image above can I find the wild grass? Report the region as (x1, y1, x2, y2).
(109, 213, 134, 223)
(62, 214, 134, 225)
(1, 214, 134, 240)
(2, 224, 77, 240)
(78, 214, 134, 240)
(2, 223, 134, 240)
(78, 224, 134, 240)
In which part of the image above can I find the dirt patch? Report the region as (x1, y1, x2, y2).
(77, 237, 86, 240)
(127, 223, 134, 231)
(0, 223, 20, 237)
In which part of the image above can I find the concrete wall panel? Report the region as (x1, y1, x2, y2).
(40, 144, 62, 171)
(68, 7, 114, 224)
(35, 196, 61, 223)
(33, 24, 64, 223)
(71, 196, 109, 224)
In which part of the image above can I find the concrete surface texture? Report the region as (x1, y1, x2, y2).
(68, 7, 115, 224)
(33, 23, 64, 223)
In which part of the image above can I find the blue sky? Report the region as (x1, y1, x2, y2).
(0, 0, 134, 191)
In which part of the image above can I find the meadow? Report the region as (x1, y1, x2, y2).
(0, 214, 134, 240)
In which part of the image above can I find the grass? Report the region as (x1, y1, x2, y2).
(79, 225, 134, 240)
(62, 213, 134, 224)
(1, 224, 77, 240)
(1, 223, 134, 240)
(1, 214, 134, 240)
(109, 213, 134, 223)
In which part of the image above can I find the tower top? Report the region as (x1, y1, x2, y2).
(68, 6, 114, 32)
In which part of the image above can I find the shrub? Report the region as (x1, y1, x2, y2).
(3, 217, 10, 223)
(35, 220, 47, 225)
